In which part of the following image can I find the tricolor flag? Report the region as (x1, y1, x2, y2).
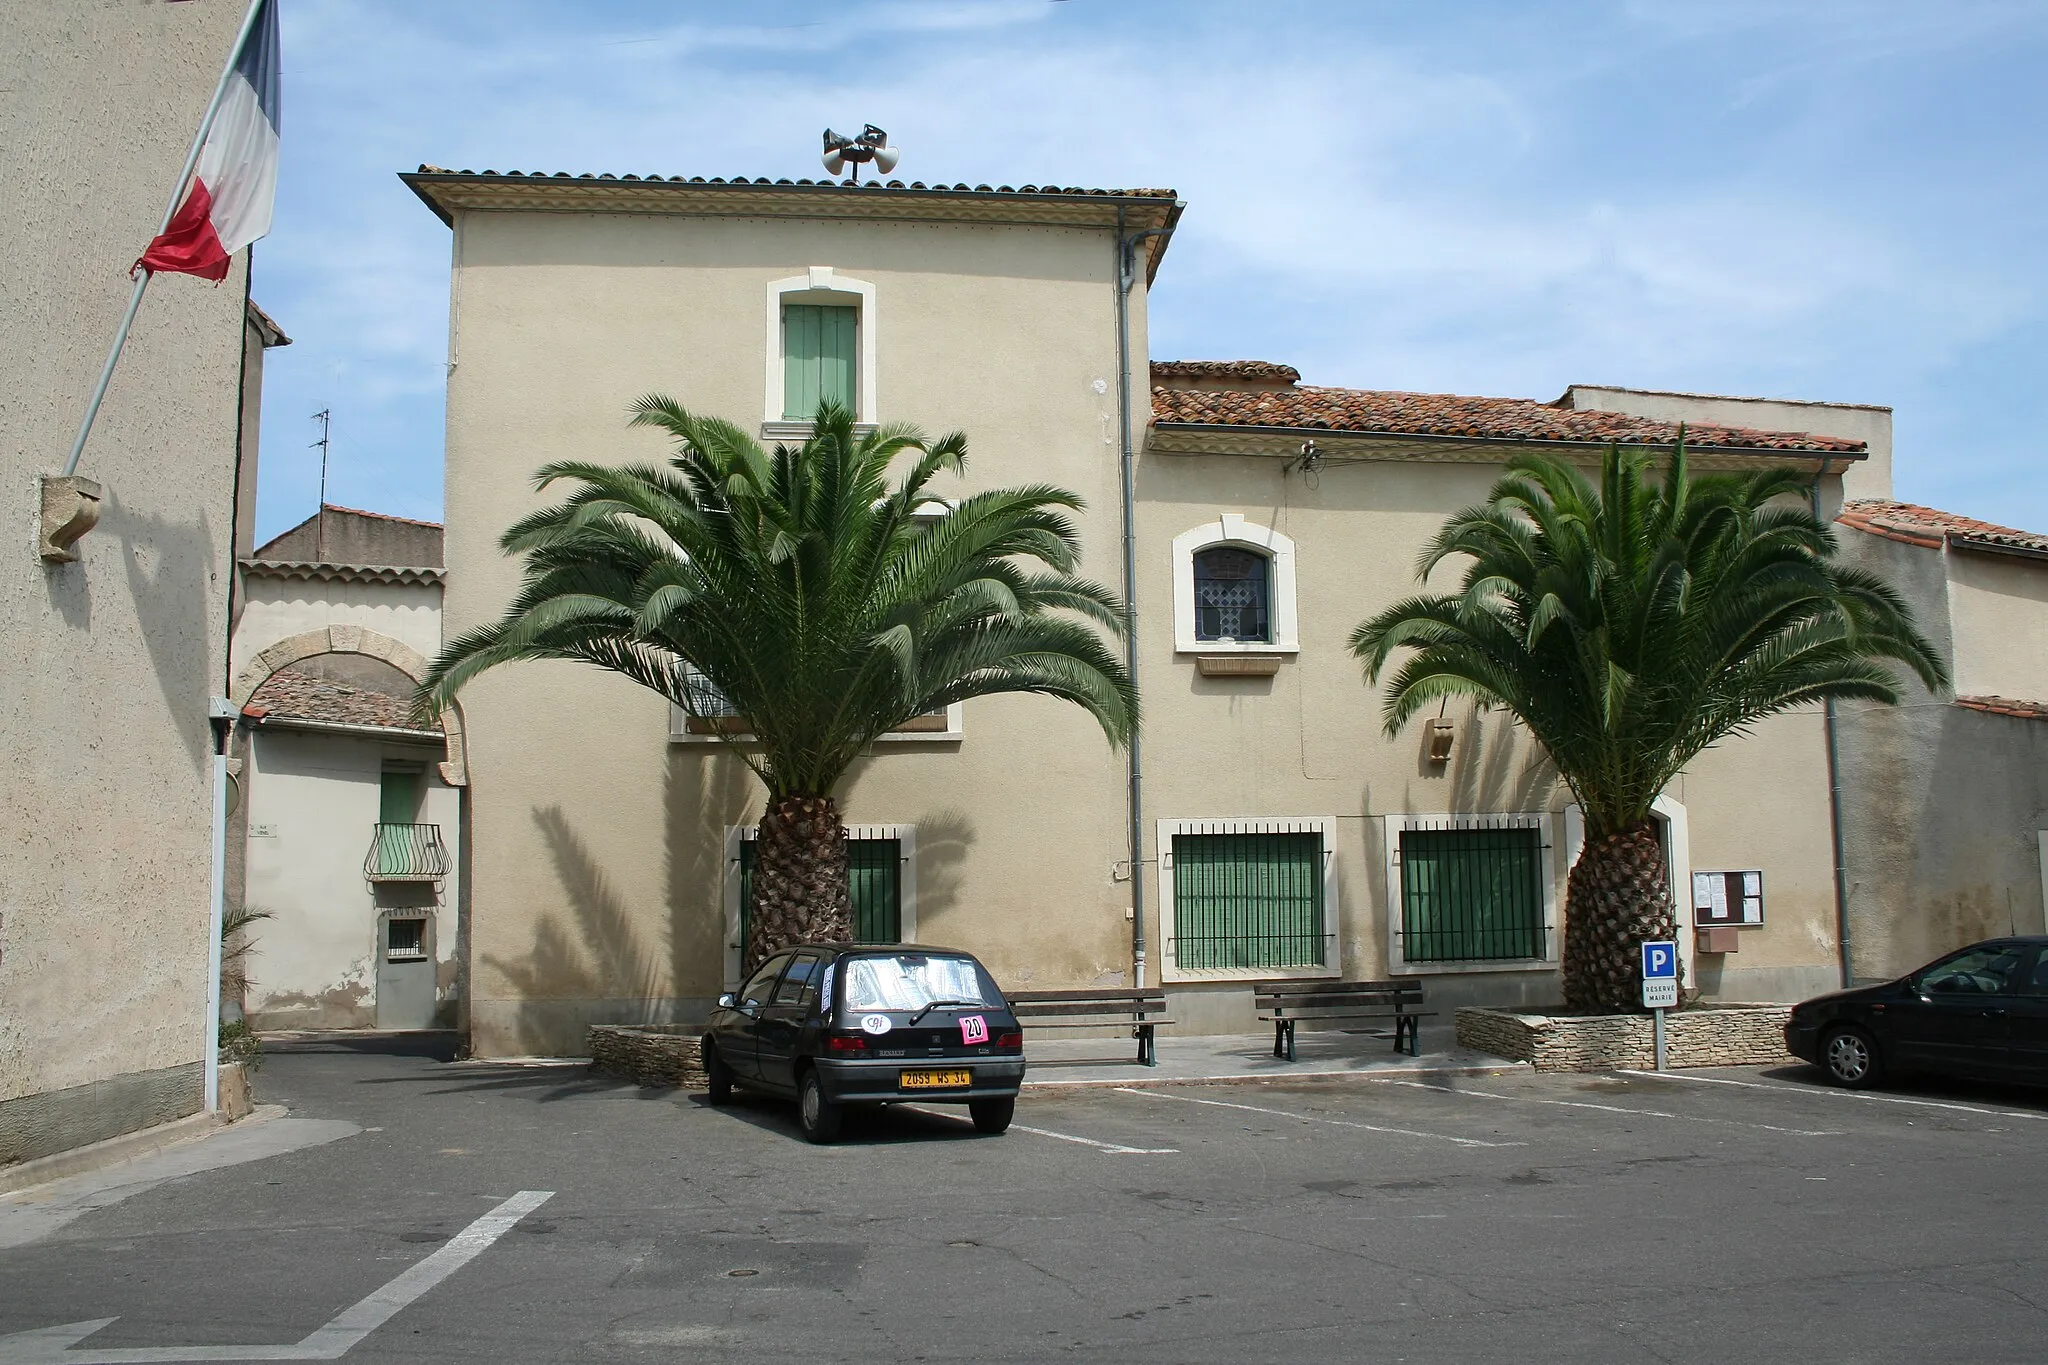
(138, 0, 281, 282)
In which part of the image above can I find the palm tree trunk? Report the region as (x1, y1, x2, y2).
(1560, 820, 1678, 1014)
(744, 793, 853, 974)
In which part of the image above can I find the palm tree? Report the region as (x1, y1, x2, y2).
(421, 399, 1136, 973)
(1351, 441, 1945, 1014)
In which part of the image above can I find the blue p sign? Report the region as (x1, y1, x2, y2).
(1641, 941, 1677, 979)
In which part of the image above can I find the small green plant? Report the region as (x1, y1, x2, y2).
(218, 1018, 263, 1071)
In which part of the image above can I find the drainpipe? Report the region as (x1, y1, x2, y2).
(1810, 460, 1854, 987)
(1113, 210, 1173, 989)
(204, 698, 238, 1112)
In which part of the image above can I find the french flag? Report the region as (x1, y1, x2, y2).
(138, 0, 281, 282)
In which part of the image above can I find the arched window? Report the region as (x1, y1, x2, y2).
(1192, 546, 1271, 643)
(1172, 513, 1299, 655)
(764, 267, 877, 437)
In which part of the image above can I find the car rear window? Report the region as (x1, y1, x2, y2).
(841, 953, 998, 1011)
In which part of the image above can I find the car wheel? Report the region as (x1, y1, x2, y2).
(969, 1096, 1015, 1135)
(702, 1039, 733, 1106)
(798, 1069, 843, 1144)
(1822, 1026, 1883, 1089)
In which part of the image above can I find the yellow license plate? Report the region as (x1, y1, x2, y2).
(900, 1069, 973, 1090)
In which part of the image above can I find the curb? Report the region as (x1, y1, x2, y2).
(1021, 1059, 1531, 1092)
(0, 1112, 219, 1197)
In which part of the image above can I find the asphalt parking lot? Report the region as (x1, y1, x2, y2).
(6, 1043, 2048, 1364)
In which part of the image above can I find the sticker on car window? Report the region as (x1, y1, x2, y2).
(861, 1013, 893, 1035)
(959, 1015, 989, 1045)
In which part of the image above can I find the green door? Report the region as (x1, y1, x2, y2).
(376, 770, 420, 876)
(738, 836, 901, 949)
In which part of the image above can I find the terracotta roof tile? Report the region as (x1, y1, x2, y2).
(1150, 365, 1865, 454)
(248, 666, 441, 735)
(318, 503, 443, 531)
(1840, 500, 2048, 557)
(412, 166, 1177, 200)
(1151, 360, 1302, 384)
(1954, 695, 2048, 721)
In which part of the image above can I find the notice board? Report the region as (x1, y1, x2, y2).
(1692, 870, 1763, 927)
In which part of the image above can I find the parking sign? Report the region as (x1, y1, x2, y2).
(1641, 939, 1678, 1010)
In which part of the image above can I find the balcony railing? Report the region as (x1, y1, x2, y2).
(365, 823, 449, 882)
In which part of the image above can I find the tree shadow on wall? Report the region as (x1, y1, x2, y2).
(480, 805, 669, 1055)
(906, 808, 975, 941)
(666, 742, 758, 996)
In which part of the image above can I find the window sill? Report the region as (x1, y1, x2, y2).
(762, 419, 877, 442)
(1175, 641, 1298, 656)
(1389, 957, 1558, 976)
(1159, 963, 1342, 985)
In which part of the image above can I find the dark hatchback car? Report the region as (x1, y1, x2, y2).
(700, 943, 1026, 1143)
(1786, 936, 2048, 1088)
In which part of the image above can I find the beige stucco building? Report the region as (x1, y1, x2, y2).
(227, 506, 466, 1033)
(1, 2, 275, 1165)
(400, 169, 1930, 1058)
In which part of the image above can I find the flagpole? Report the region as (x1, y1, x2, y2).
(62, 0, 269, 478)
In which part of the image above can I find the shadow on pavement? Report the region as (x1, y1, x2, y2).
(261, 1030, 465, 1062)
(1752, 1062, 2048, 1113)
(684, 1092, 992, 1147)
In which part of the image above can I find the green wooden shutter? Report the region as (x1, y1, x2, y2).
(737, 835, 899, 950)
(849, 839, 901, 943)
(782, 304, 856, 420)
(1171, 832, 1324, 970)
(375, 771, 420, 876)
(1398, 826, 1545, 962)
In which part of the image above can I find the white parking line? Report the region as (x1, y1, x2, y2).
(900, 1106, 1177, 1154)
(1618, 1069, 2048, 1122)
(1114, 1088, 1525, 1148)
(1392, 1081, 1841, 1137)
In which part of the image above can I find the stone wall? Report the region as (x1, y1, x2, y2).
(587, 1025, 707, 1089)
(1457, 1005, 1797, 1072)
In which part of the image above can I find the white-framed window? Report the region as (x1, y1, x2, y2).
(1158, 816, 1340, 983)
(1171, 514, 1299, 654)
(1383, 812, 1559, 975)
(722, 823, 918, 988)
(670, 695, 963, 744)
(763, 266, 877, 439)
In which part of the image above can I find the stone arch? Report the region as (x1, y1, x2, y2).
(230, 625, 468, 786)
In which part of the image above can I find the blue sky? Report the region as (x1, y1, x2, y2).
(251, 0, 2047, 542)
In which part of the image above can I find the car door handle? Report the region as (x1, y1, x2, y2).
(1982, 1007, 2008, 1017)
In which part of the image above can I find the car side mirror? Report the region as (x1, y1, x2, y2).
(717, 993, 736, 1009)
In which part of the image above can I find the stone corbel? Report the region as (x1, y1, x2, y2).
(39, 475, 103, 563)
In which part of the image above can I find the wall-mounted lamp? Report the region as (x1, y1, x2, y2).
(1426, 716, 1456, 763)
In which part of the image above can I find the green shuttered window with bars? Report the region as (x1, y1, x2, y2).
(1170, 829, 1327, 971)
(782, 304, 857, 419)
(738, 835, 901, 948)
(1397, 824, 1546, 962)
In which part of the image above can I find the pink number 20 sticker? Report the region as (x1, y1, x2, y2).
(959, 1015, 989, 1045)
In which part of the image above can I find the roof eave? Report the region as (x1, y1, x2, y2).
(1149, 421, 1865, 461)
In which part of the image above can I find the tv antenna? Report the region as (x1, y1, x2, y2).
(311, 408, 331, 560)
(821, 125, 899, 183)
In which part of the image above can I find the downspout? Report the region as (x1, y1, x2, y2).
(1810, 459, 1854, 986)
(1113, 211, 1172, 989)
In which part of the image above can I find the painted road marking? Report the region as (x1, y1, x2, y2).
(1392, 1081, 1840, 1137)
(1619, 1069, 2048, 1122)
(0, 1190, 553, 1364)
(1115, 1088, 1525, 1148)
(899, 1106, 1177, 1154)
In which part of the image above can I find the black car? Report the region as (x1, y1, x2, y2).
(700, 943, 1026, 1143)
(1785, 936, 2048, 1088)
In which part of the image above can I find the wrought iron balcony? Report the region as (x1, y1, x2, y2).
(365, 823, 449, 882)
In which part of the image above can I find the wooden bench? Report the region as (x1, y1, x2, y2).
(1256, 980, 1432, 1061)
(1005, 988, 1174, 1067)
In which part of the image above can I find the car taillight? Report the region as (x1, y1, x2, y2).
(827, 1034, 869, 1054)
(994, 1031, 1023, 1051)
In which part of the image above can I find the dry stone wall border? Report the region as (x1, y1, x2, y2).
(1456, 1004, 1797, 1072)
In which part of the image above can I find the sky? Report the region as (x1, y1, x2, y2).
(250, 0, 2048, 543)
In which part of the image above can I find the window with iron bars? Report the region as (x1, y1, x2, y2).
(1169, 827, 1329, 973)
(1396, 822, 1548, 963)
